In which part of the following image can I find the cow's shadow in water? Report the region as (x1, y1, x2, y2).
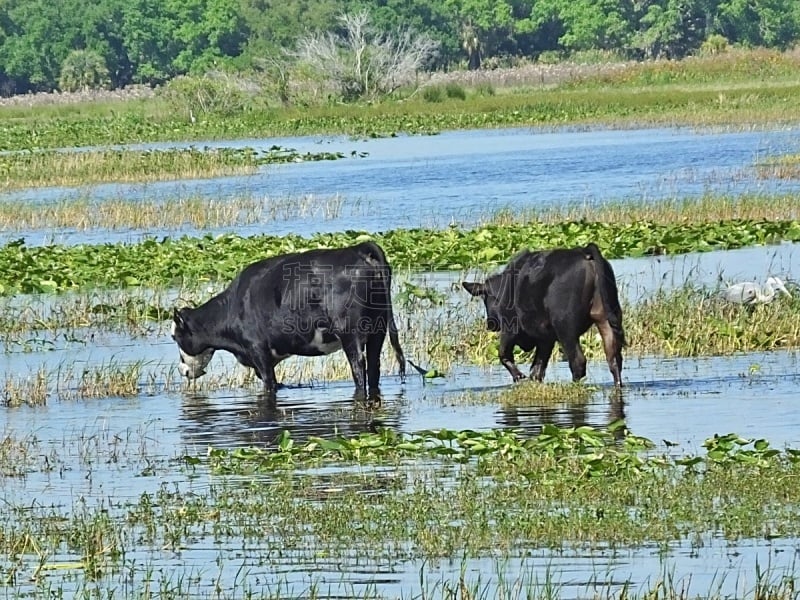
(178, 382, 405, 449)
(469, 378, 628, 441)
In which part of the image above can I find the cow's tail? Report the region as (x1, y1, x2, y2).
(359, 240, 407, 380)
(585, 243, 627, 348)
(388, 307, 407, 381)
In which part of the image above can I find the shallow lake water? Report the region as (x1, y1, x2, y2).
(4, 125, 800, 246)
(1, 125, 800, 597)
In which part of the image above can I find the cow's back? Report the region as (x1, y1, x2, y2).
(511, 248, 594, 320)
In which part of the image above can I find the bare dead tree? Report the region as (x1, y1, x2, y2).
(291, 10, 439, 101)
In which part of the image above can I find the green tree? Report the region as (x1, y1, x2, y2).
(168, 0, 247, 74)
(532, 0, 634, 54)
(718, 0, 800, 48)
(0, 0, 83, 90)
(59, 49, 111, 91)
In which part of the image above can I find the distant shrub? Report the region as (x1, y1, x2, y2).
(700, 34, 730, 56)
(474, 82, 495, 97)
(422, 85, 444, 102)
(568, 49, 627, 64)
(537, 51, 563, 65)
(59, 50, 110, 92)
(445, 82, 467, 100)
(158, 73, 254, 118)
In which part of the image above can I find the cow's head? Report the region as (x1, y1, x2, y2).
(171, 307, 215, 380)
(462, 278, 504, 332)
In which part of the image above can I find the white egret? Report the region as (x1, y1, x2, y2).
(720, 276, 792, 305)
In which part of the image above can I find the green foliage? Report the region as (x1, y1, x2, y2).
(158, 74, 255, 118)
(445, 82, 467, 99)
(203, 422, 655, 474)
(1, 0, 799, 94)
(699, 34, 731, 55)
(422, 85, 445, 102)
(58, 50, 111, 92)
(474, 81, 495, 96)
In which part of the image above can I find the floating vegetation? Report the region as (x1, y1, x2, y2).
(1, 218, 798, 296)
(200, 421, 650, 474)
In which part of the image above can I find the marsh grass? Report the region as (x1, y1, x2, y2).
(2, 360, 143, 405)
(0, 193, 351, 232)
(627, 285, 800, 356)
(2, 422, 800, 596)
(2, 366, 48, 407)
(0, 146, 348, 191)
(755, 153, 800, 180)
(494, 380, 596, 405)
(483, 193, 800, 226)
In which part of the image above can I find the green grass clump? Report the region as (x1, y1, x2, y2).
(627, 285, 800, 356)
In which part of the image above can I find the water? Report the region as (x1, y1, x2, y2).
(2, 125, 800, 597)
(4, 125, 800, 246)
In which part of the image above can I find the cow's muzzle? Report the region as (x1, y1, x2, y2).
(178, 348, 215, 380)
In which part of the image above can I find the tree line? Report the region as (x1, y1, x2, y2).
(1, 0, 798, 96)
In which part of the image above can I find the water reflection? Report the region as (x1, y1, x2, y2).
(179, 384, 406, 448)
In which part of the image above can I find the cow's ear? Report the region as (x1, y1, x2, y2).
(462, 281, 485, 297)
(173, 307, 187, 331)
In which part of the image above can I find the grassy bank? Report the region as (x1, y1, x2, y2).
(1, 50, 799, 152)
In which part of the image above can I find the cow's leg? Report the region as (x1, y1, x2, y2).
(340, 334, 368, 399)
(553, 322, 587, 382)
(365, 331, 386, 397)
(596, 320, 623, 387)
(530, 339, 555, 382)
(248, 348, 279, 397)
(499, 333, 525, 382)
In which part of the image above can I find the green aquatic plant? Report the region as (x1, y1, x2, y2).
(0, 218, 798, 296)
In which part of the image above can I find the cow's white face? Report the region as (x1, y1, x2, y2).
(171, 312, 215, 380)
(177, 347, 215, 380)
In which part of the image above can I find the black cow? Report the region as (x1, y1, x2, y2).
(171, 241, 406, 399)
(462, 243, 626, 387)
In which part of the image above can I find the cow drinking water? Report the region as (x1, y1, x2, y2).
(171, 241, 406, 399)
(462, 243, 626, 387)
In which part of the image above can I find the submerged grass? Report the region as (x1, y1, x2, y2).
(3, 423, 800, 597)
(0, 193, 350, 232)
(483, 193, 800, 227)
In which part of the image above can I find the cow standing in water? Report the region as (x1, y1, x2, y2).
(171, 241, 406, 400)
(462, 243, 626, 387)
